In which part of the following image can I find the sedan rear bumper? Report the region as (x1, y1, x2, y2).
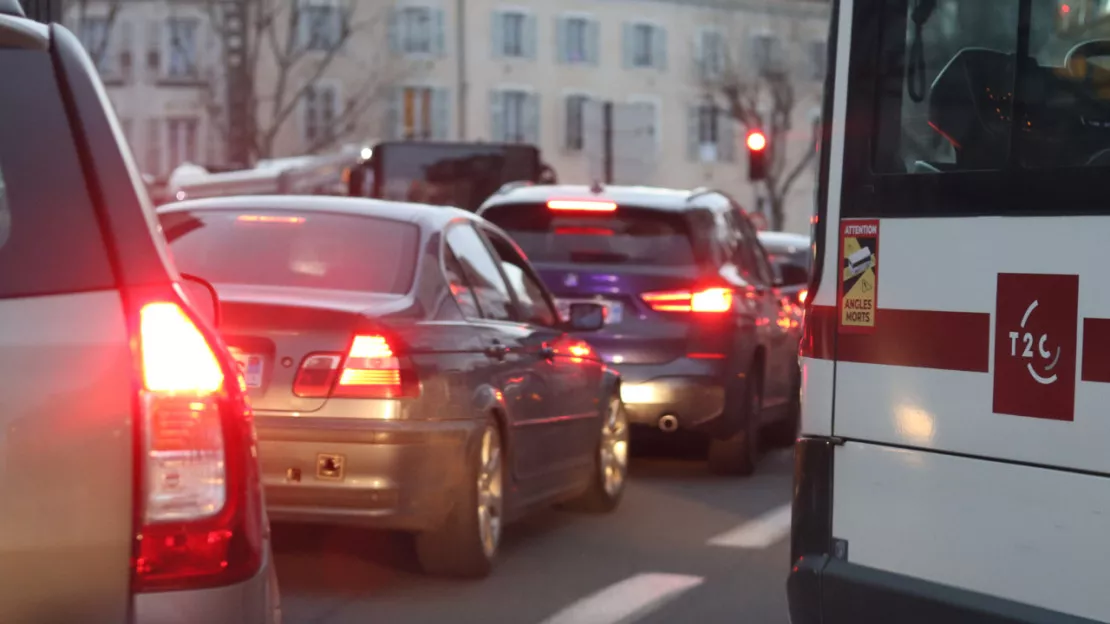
(615, 358, 733, 433)
(254, 415, 482, 532)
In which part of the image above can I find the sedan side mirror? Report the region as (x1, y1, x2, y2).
(179, 273, 220, 328)
(567, 303, 605, 331)
(771, 263, 785, 288)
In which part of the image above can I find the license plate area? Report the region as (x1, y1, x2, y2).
(556, 298, 623, 325)
(316, 453, 345, 481)
(229, 348, 265, 388)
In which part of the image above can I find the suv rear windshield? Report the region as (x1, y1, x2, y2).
(159, 209, 420, 294)
(481, 203, 698, 266)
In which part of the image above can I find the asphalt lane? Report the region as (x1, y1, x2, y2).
(274, 437, 795, 624)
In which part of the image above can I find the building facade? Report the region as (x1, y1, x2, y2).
(69, 0, 830, 233)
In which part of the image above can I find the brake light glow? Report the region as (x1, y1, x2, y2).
(292, 354, 342, 397)
(132, 293, 263, 593)
(140, 302, 224, 394)
(333, 334, 418, 399)
(236, 214, 304, 224)
(547, 199, 617, 212)
(798, 288, 808, 304)
(555, 226, 615, 236)
(642, 287, 734, 313)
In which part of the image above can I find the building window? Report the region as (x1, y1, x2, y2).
(491, 90, 537, 144)
(400, 6, 432, 53)
(700, 29, 725, 79)
(501, 12, 525, 57)
(566, 17, 587, 63)
(299, 0, 343, 51)
(303, 85, 339, 146)
(752, 33, 781, 74)
(502, 90, 528, 142)
(401, 87, 433, 139)
(808, 40, 827, 80)
(632, 23, 654, 67)
(77, 17, 111, 72)
(689, 103, 734, 163)
(565, 94, 588, 150)
(166, 17, 199, 79)
(166, 117, 199, 170)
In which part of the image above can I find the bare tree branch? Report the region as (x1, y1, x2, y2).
(73, 0, 124, 71)
(698, 19, 822, 230)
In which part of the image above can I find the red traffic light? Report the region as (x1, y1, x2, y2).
(746, 131, 767, 151)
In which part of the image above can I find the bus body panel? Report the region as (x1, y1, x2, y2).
(792, 0, 1110, 621)
(833, 442, 1110, 622)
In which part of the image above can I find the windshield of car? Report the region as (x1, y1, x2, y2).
(481, 203, 699, 266)
(159, 209, 420, 294)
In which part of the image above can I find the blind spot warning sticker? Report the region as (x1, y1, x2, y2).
(838, 219, 879, 333)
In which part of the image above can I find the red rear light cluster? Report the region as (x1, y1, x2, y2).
(131, 288, 263, 593)
(293, 333, 419, 399)
(642, 287, 734, 313)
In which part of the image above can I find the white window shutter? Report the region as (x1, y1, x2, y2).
(718, 110, 735, 162)
(524, 93, 540, 145)
(555, 16, 567, 64)
(490, 90, 505, 141)
(621, 22, 632, 69)
(586, 19, 600, 65)
(386, 87, 401, 140)
(695, 30, 706, 78)
(491, 10, 503, 58)
(146, 19, 162, 77)
(433, 9, 446, 56)
(387, 7, 400, 53)
(432, 88, 450, 139)
(563, 95, 573, 149)
(654, 26, 667, 70)
(296, 1, 310, 49)
(686, 105, 699, 161)
(523, 13, 537, 60)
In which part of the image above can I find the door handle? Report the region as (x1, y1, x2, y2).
(484, 341, 509, 360)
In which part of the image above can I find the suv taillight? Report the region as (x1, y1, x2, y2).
(292, 333, 419, 399)
(642, 287, 734, 313)
(130, 288, 263, 593)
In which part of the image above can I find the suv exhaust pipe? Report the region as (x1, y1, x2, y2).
(658, 414, 679, 433)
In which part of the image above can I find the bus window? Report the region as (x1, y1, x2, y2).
(872, 0, 1110, 175)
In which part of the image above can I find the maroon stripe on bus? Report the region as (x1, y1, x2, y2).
(803, 306, 991, 372)
(1081, 318, 1110, 383)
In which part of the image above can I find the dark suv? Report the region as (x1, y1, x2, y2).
(478, 185, 800, 475)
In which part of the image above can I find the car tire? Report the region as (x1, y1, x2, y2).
(415, 417, 503, 578)
(567, 394, 629, 513)
(764, 370, 801, 448)
(708, 365, 762, 477)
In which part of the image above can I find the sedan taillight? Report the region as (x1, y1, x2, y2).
(292, 333, 419, 400)
(642, 287, 734, 313)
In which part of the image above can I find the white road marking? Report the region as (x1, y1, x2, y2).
(538, 573, 704, 624)
(707, 503, 793, 549)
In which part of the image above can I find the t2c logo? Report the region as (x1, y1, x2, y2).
(993, 273, 1079, 421)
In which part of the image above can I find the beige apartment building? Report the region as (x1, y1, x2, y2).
(69, 0, 829, 233)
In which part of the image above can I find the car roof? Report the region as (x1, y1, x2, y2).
(0, 11, 50, 49)
(478, 184, 734, 214)
(156, 194, 479, 228)
(757, 230, 810, 252)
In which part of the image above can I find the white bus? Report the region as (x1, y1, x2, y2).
(790, 1, 1110, 622)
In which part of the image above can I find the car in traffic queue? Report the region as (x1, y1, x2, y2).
(757, 231, 811, 306)
(156, 195, 629, 578)
(477, 185, 800, 476)
(0, 3, 280, 622)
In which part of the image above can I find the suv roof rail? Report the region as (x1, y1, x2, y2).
(495, 180, 534, 195)
(0, 0, 26, 17)
(687, 187, 723, 203)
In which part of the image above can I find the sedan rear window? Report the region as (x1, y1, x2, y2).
(159, 209, 419, 294)
(481, 203, 698, 266)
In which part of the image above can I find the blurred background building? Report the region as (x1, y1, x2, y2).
(53, 0, 831, 233)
